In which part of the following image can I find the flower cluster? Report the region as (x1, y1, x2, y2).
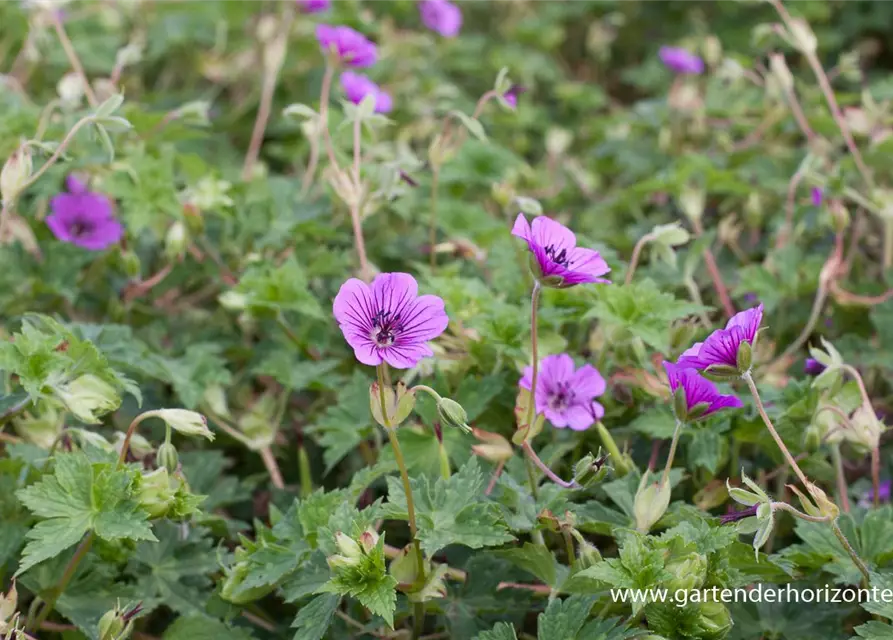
(316, 24, 391, 114)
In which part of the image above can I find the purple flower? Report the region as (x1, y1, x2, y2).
(519, 354, 606, 431)
(811, 186, 823, 207)
(419, 0, 462, 37)
(804, 357, 826, 376)
(859, 480, 892, 508)
(503, 85, 527, 109)
(512, 214, 611, 288)
(297, 0, 329, 12)
(720, 504, 758, 524)
(677, 304, 764, 372)
(340, 72, 393, 113)
(46, 177, 123, 251)
(659, 46, 705, 75)
(316, 25, 377, 68)
(663, 361, 742, 422)
(333, 272, 449, 369)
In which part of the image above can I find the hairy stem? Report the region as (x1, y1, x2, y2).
(523, 283, 542, 439)
(831, 444, 850, 514)
(50, 10, 97, 106)
(872, 446, 881, 509)
(28, 533, 94, 631)
(661, 420, 684, 488)
(771, 501, 828, 523)
(349, 104, 370, 278)
(831, 520, 871, 586)
(624, 234, 652, 285)
(742, 371, 811, 489)
(522, 441, 578, 489)
(259, 446, 285, 490)
(429, 165, 441, 270)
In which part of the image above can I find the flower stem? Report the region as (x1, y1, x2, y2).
(305, 61, 338, 191)
(872, 446, 881, 509)
(28, 532, 94, 631)
(624, 234, 652, 285)
(378, 364, 426, 634)
(349, 102, 370, 279)
(742, 371, 811, 489)
(831, 444, 850, 514)
(595, 421, 630, 477)
(523, 283, 542, 438)
(50, 10, 97, 107)
(660, 420, 684, 488)
(117, 412, 158, 465)
(831, 519, 871, 586)
(521, 441, 578, 489)
(259, 446, 285, 490)
(771, 501, 829, 523)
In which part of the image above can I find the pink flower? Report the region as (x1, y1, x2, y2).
(297, 0, 330, 12)
(340, 72, 393, 113)
(677, 304, 764, 371)
(520, 354, 606, 431)
(659, 46, 704, 75)
(46, 176, 123, 251)
(316, 25, 378, 68)
(333, 273, 449, 369)
(663, 361, 742, 422)
(419, 0, 462, 37)
(512, 214, 611, 287)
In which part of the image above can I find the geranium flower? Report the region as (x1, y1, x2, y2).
(419, 0, 462, 37)
(677, 304, 764, 372)
(659, 46, 704, 75)
(316, 25, 378, 68)
(511, 214, 611, 288)
(297, 0, 329, 12)
(503, 85, 527, 109)
(46, 175, 123, 251)
(811, 187, 823, 207)
(663, 361, 742, 422)
(519, 354, 606, 431)
(804, 357, 826, 376)
(340, 72, 393, 113)
(333, 273, 448, 369)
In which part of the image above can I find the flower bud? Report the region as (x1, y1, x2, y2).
(113, 431, 153, 460)
(370, 381, 415, 429)
(634, 472, 671, 533)
(471, 428, 513, 463)
(53, 374, 121, 424)
(202, 385, 231, 419)
(334, 532, 363, 561)
(119, 250, 142, 279)
(164, 221, 189, 261)
(219, 290, 248, 311)
(788, 18, 817, 54)
(57, 72, 85, 108)
(437, 397, 471, 433)
(389, 544, 419, 586)
(1, 145, 32, 206)
(156, 442, 179, 473)
(221, 559, 276, 604)
(769, 54, 794, 92)
(573, 453, 609, 488)
(736, 340, 753, 374)
(0, 581, 17, 631)
(136, 468, 176, 519)
(358, 529, 380, 554)
(545, 128, 572, 157)
(577, 541, 602, 569)
(151, 409, 214, 441)
(409, 564, 448, 602)
(98, 603, 138, 640)
(847, 405, 884, 452)
(694, 600, 733, 639)
(12, 403, 62, 449)
(678, 185, 705, 224)
(665, 552, 708, 592)
(703, 35, 722, 67)
(807, 482, 839, 520)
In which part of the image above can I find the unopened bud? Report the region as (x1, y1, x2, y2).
(156, 442, 179, 473)
(389, 544, 419, 585)
(0, 581, 17, 629)
(847, 405, 884, 452)
(334, 532, 363, 560)
(151, 409, 214, 440)
(53, 374, 121, 424)
(1, 146, 32, 205)
(634, 472, 671, 533)
(136, 468, 175, 519)
(703, 35, 723, 67)
(437, 397, 470, 433)
(370, 381, 415, 429)
(57, 72, 85, 108)
(119, 250, 141, 279)
(788, 18, 817, 54)
(164, 221, 189, 261)
(678, 185, 705, 223)
(358, 529, 380, 554)
(573, 453, 609, 488)
(471, 428, 513, 463)
(665, 552, 708, 592)
(769, 53, 794, 92)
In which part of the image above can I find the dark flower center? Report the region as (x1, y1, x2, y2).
(544, 244, 571, 268)
(548, 382, 574, 413)
(371, 309, 403, 347)
(69, 219, 95, 238)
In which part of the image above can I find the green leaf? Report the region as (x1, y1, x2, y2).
(450, 110, 487, 142)
(318, 535, 397, 627)
(163, 616, 255, 640)
(291, 594, 340, 640)
(473, 622, 518, 640)
(537, 595, 596, 640)
(853, 621, 893, 639)
(383, 458, 514, 555)
(494, 542, 560, 587)
(231, 257, 323, 319)
(16, 451, 155, 575)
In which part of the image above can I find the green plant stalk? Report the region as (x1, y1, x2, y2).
(830, 444, 850, 514)
(624, 233, 652, 285)
(742, 371, 811, 490)
(378, 365, 426, 638)
(660, 419, 684, 488)
(885, 220, 893, 270)
(298, 445, 313, 498)
(831, 520, 871, 587)
(28, 533, 94, 631)
(745, 372, 871, 583)
(595, 422, 629, 476)
(437, 441, 451, 480)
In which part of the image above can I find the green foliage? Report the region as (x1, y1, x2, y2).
(16, 451, 155, 574)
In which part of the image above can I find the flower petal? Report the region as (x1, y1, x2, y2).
(530, 216, 576, 251)
(571, 364, 606, 398)
(396, 294, 449, 344)
(381, 343, 434, 369)
(564, 405, 595, 431)
(371, 272, 419, 316)
(511, 213, 532, 242)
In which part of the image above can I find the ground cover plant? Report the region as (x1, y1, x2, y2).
(2, 1, 893, 638)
